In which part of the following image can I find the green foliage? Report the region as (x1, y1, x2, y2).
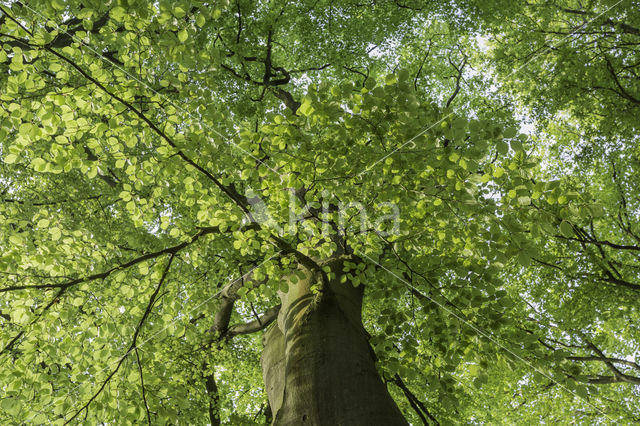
(0, 0, 638, 424)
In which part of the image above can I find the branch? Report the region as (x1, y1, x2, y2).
(272, 87, 300, 113)
(558, 7, 640, 35)
(2, 194, 104, 206)
(600, 271, 640, 292)
(83, 146, 118, 187)
(289, 63, 332, 74)
(604, 55, 640, 105)
(393, 0, 424, 10)
(611, 161, 640, 244)
(65, 254, 175, 424)
(567, 356, 640, 371)
(0, 6, 250, 213)
(0, 224, 234, 293)
(0, 9, 111, 54)
(202, 276, 279, 426)
(391, 374, 439, 425)
(445, 53, 467, 108)
(207, 270, 276, 340)
(225, 304, 281, 338)
(3, 9, 317, 274)
(235, 0, 243, 44)
(135, 348, 152, 425)
(0, 288, 66, 355)
(574, 374, 640, 385)
(3, 8, 324, 380)
(343, 65, 368, 79)
(205, 372, 221, 426)
(414, 41, 432, 90)
(583, 340, 640, 385)
(555, 234, 640, 252)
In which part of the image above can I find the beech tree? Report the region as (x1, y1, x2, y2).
(1, 1, 638, 424)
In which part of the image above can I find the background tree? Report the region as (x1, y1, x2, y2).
(0, 0, 638, 424)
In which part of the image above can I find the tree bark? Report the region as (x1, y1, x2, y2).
(261, 259, 408, 425)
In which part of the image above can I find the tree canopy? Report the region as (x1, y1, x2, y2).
(0, 0, 638, 424)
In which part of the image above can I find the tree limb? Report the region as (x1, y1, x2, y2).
(64, 254, 175, 424)
(0, 224, 241, 293)
(225, 304, 281, 339)
(391, 374, 439, 425)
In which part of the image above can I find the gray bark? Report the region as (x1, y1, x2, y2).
(261, 259, 408, 425)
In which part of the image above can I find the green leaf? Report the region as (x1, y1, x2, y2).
(496, 140, 509, 155)
(9, 234, 23, 245)
(575, 385, 589, 399)
(110, 6, 126, 21)
(19, 123, 34, 137)
(1, 398, 19, 415)
(385, 74, 398, 85)
(177, 29, 189, 43)
(503, 127, 518, 138)
(559, 221, 573, 238)
(31, 158, 47, 172)
(510, 139, 524, 152)
(51, 0, 65, 11)
(298, 97, 314, 116)
(49, 227, 62, 241)
(517, 251, 531, 267)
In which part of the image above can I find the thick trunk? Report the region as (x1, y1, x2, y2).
(261, 259, 408, 425)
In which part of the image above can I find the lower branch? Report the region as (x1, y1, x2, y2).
(392, 374, 439, 425)
(64, 254, 175, 424)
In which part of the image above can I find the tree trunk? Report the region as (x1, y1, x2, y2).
(261, 259, 408, 425)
